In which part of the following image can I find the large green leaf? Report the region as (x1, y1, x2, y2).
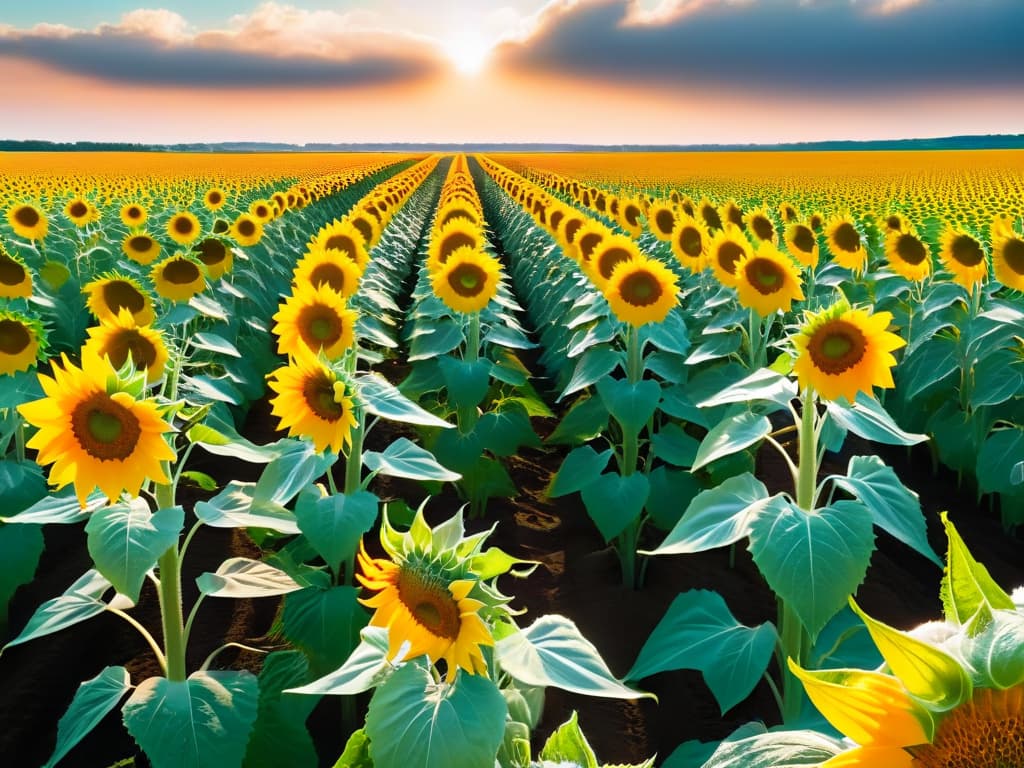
(496, 615, 650, 700)
(559, 347, 622, 401)
(691, 412, 771, 472)
(749, 499, 875, 640)
(358, 372, 454, 428)
(700, 731, 844, 768)
(282, 585, 368, 677)
(3, 570, 111, 651)
(364, 438, 461, 482)
(538, 711, 597, 768)
(2, 486, 106, 524)
(580, 472, 650, 542)
(294, 488, 378, 577)
(287, 626, 393, 696)
(122, 671, 259, 768)
(195, 481, 301, 535)
(698, 369, 797, 410)
(439, 356, 492, 409)
(595, 378, 661, 436)
(364, 663, 507, 768)
(824, 395, 927, 446)
(549, 446, 613, 499)
(830, 455, 940, 566)
(977, 428, 1024, 495)
(644, 467, 703, 531)
(627, 590, 776, 713)
(0, 521, 44, 629)
(476, 406, 541, 457)
(44, 666, 132, 768)
(650, 423, 700, 468)
(939, 512, 1014, 631)
(547, 396, 609, 445)
(85, 500, 184, 602)
(254, 441, 333, 506)
(197, 557, 303, 598)
(243, 652, 319, 768)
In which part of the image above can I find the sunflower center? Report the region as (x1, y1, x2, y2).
(717, 241, 745, 275)
(1002, 237, 1024, 275)
(207, 192, 222, 205)
(0, 257, 26, 286)
(909, 686, 1024, 768)
(624, 204, 640, 226)
(397, 568, 460, 640)
(701, 205, 722, 230)
(810, 214, 823, 230)
(127, 206, 142, 220)
(324, 234, 356, 259)
(752, 216, 774, 241)
(103, 280, 146, 314)
(833, 222, 861, 252)
(173, 216, 195, 235)
(896, 234, 928, 265)
(164, 259, 201, 285)
(746, 258, 785, 294)
(309, 262, 347, 292)
(71, 392, 142, 461)
(951, 235, 985, 267)
(808, 320, 866, 374)
(727, 206, 744, 227)
(301, 372, 344, 421)
(196, 238, 228, 266)
(237, 219, 256, 237)
(69, 201, 88, 218)
(300, 305, 343, 347)
(448, 263, 487, 297)
(351, 218, 373, 244)
(564, 218, 583, 244)
(0, 319, 31, 354)
(620, 270, 663, 307)
(14, 206, 40, 227)
(255, 205, 268, 218)
(887, 215, 903, 230)
(439, 232, 476, 264)
(549, 210, 565, 231)
(578, 232, 603, 261)
(106, 329, 157, 370)
(791, 225, 815, 254)
(598, 247, 633, 280)
(655, 209, 675, 235)
(129, 236, 154, 252)
(679, 226, 702, 258)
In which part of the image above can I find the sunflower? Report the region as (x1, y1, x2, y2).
(0, 246, 32, 298)
(293, 248, 362, 299)
(778, 201, 800, 223)
(618, 198, 645, 238)
(783, 222, 819, 269)
(809, 212, 825, 231)
(791, 301, 905, 402)
(734, 244, 805, 316)
(121, 232, 161, 266)
(883, 211, 911, 233)
(991, 227, 1024, 291)
(311, 220, 370, 270)
(349, 213, 380, 250)
(83, 309, 168, 384)
(166, 211, 201, 246)
(721, 199, 745, 229)
(118, 203, 147, 228)
(431, 246, 501, 315)
(427, 218, 482, 273)
(825, 216, 868, 272)
(885, 228, 932, 282)
(436, 201, 481, 231)
(230, 214, 263, 247)
(744, 207, 777, 244)
(151, 254, 207, 303)
(558, 213, 587, 255)
(203, 188, 226, 212)
(7, 203, 48, 241)
(588, 233, 640, 287)
(272, 281, 358, 360)
(574, 222, 610, 265)
(647, 200, 678, 241)
(698, 197, 723, 231)
(708, 224, 753, 287)
(248, 199, 273, 222)
(0, 310, 44, 375)
(604, 256, 679, 327)
(267, 354, 357, 454)
(193, 238, 234, 280)
(83, 274, 156, 326)
(939, 227, 988, 291)
(18, 351, 175, 505)
(64, 197, 92, 228)
(669, 214, 708, 273)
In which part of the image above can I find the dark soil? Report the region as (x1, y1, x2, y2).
(1, 397, 1021, 768)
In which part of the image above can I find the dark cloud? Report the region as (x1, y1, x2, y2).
(0, 30, 441, 89)
(494, 0, 1024, 94)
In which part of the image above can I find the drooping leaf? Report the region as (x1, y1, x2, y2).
(44, 666, 132, 768)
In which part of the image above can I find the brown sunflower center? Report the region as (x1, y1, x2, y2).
(681, 201, 695, 217)
(441, 208, 474, 228)
(578, 232, 603, 261)
(619, 270, 663, 307)
(717, 241, 745, 275)
(439, 232, 476, 264)
(909, 686, 1024, 768)
(808, 320, 866, 375)
(237, 219, 256, 238)
(14, 206, 40, 228)
(1002, 237, 1024, 275)
(810, 214, 823, 230)
(299, 304, 343, 347)
(745, 258, 785, 295)
(598, 246, 632, 280)
(397, 569, 460, 640)
(701, 205, 722, 230)
(564, 218, 583, 245)
(951, 235, 985, 267)
(655, 209, 676, 235)
(678, 226, 703, 258)
(727, 206, 744, 227)
(624, 204, 641, 226)
(129, 236, 154, 253)
(173, 216, 195, 236)
(895, 234, 928, 265)
(103, 280, 146, 315)
(127, 206, 143, 220)
(887, 215, 903, 231)
(163, 259, 201, 285)
(0, 256, 26, 286)
(207, 191, 222, 205)
(196, 239, 228, 266)
(791, 225, 815, 254)
(0, 319, 31, 355)
(350, 217, 373, 245)
(448, 262, 487, 297)
(549, 210, 565, 232)
(105, 329, 158, 371)
(751, 216, 774, 242)
(69, 201, 88, 218)
(309, 262, 347, 292)
(324, 234, 356, 260)
(833, 222, 861, 252)
(301, 371, 344, 421)
(70, 392, 142, 461)
(254, 205, 269, 218)
(783, 206, 796, 221)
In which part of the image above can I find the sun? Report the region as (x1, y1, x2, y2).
(443, 34, 491, 76)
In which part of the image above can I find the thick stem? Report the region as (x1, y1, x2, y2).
(466, 312, 481, 364)
(796, 387, 818, 512)
(341, 413, 366, 585)
(154, 480, 187, 681)
(626, 324, 642, 384)
(748, 308, 761, 370)
(778, 599, 805, 723)
(14, 412, 25, 463)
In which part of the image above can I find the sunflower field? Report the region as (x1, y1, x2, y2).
(0, 149, 1023, 768)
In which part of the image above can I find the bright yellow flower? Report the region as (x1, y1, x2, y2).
(604, 256, 679, 327)
(0, 310, 44, 376)
(7, 203, 48, 241)
(151, 254, 206, 302)
(939, 227, 988, 291)
(83, 309, 168, 384)
(430, 246, 501, 315)
(272, 281, 358, 360)
(267, 355, 358, 454)
(166, 211, 201, 246)
(734, 244, 804, 316)
(83, 274, 156, 326)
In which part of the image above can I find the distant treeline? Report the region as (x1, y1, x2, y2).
(2, 135, 1024, 154)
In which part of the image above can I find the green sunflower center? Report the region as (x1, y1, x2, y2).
(746, 258, 785, 295)
(102, 280, 146, 315)
(896, 234, 928, 265)
(808, 320, 866, 375)
(14, 206, 40, 228)
(300, 305, 344, 348)
(0, 319, 31, 355)
(71, 392, 142, 461)
(833, 222, 861, 253)
(1002, 237, 1024, 276)
(301, 371, 344, 422)
(951, 235, 985, 267)
(0, 256, 27, 286)
(909, 686, 1024, 768)
(448, 262, 487, 297)
(619, 270, 663, 307)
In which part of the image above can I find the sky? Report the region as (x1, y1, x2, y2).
(1, 0, 1022, 145)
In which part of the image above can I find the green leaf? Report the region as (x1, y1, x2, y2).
(364, 438, 461, 482)
(195, 481, 301, 535)
(0, 522, 44, 629)
(197, 558, 303, 598)
(830, 455, 940, 566)
(977, 428, 1024, 495)
(85, 500, 183, 602)
(190, 292, 230, 321)
(650, 423, 700, 467)
(3, 570, 111, 651)
(333, 729, 373, 768)
(288, 626, 392, 696)
(538, 711, 597, 768)
(294, 488, 378, 576)
(547, 396, 609, 445)
(364, 663, 507, 768)
(749, 499, 875, 641)
(965, 610, 1024, 690)
(644, 474, 771, 556)
(282, 586, 368, 677)
(627, 590, 776, 714)
(122, 671, 259, 768)
(549, 446, 613, 499)
(595, 378, 661, 435)
(191, 332, 242, 358)
(559, 347, 621, 401)
(970, 351, 1023, 408)
(641, 311, 689, 356)
(700, 731, 844, 768)
(439, 356, 492, 409)
(476, 406, 540, 457)
(644, 467, 703, 531)
(824, 394, 927, 447)
(939, 512, 1014, 631)
(244, 652, 319, 768)
(181, 471, 218, 491)
(691, 412, 771, 472)
(44, 666, 132, 768)
(186, 374, 245, 405)
(357, 373, 455, 428)
(2, 486, 106, 524)
(40, 260, 72, 290)
(580, 472, 650, 542)
(685, 333, 741, 365)
(697, 368, 797, 410)
(254, 441, 333, 506)
(408, 319, 464, 360)
(496, 615, 650, 700)
(468, 547, 539, 580)
(0, 458, 48, 513)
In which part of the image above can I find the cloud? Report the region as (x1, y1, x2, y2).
(493, 0, 1024, 94)
(0, 3, 444, 89)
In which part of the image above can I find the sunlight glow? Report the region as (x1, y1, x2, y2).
(443, 34, 491, 76)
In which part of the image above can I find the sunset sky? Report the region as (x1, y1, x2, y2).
(1, 0, 1022, 145)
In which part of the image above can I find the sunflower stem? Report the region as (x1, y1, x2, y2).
(342, 413, 366, 585)
(778, 597, 805, 723)
(795, 387, 818, 513)
(466, 311, 481, 364)
(626, 324, 642, 383)
(14, 412, 25, 463)
(154, 480, 187, 682)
